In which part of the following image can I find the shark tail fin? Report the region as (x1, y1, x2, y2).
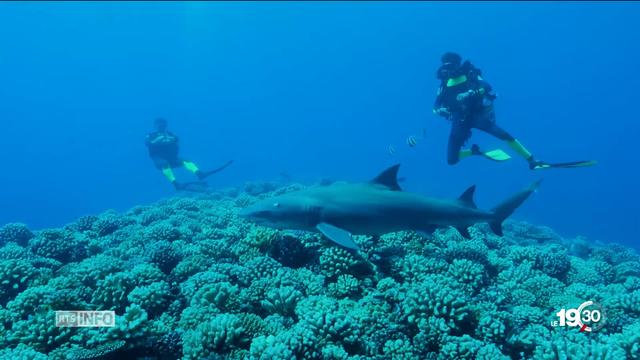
(489, 180, 542, 236)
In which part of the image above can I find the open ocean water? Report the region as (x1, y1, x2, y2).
(0, 2, 638, 359)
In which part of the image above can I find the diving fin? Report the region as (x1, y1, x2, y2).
(471, 144, 511, 161)
(316, 223, 359, 250)
(531, 160, 597, 170)
(484, 149, 512, 161)
(197, 160, 234, 180)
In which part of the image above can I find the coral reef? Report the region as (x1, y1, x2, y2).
(0, 185, 638, 359)
(0, 223, 34, 246)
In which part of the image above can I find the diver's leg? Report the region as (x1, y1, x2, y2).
(182, 160, 200, 174)
(447, 119, 472, 165)
(153, 157, 175, 183)
(152, 156, 167, 170)
(473, 109, 515, 142)
(182, 159, 211, 180)
(474, 110, 543, 165)
(161, 166, 176, 182)
(161, 166, 184, 190)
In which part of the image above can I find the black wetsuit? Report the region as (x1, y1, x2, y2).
(434, 69, 514, 164)
(145, 131, 183, 169)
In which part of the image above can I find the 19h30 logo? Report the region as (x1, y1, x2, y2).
(551, 301, 606, 332)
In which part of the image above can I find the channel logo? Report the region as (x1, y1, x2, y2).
(550, 301, 606, 332)
(55, 310, 116, 328)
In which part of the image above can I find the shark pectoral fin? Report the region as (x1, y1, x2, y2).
(455, 226, 471, 239)
(316, 223, 360, 250)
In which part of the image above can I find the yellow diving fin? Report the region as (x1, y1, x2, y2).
(470, 145, 511, 162)
(483, 149, 512, 161)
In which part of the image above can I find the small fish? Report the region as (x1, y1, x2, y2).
(373, 245, 406, 258)
(387, 145, 397, 155)
(406, 136, 418, 147)
(279, 172, 293, 181)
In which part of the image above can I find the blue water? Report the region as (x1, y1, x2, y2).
(0, 2, 638, 248)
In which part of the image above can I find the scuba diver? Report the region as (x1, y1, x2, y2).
(145, 118, 233, 191)
(433, 52, 595, 170)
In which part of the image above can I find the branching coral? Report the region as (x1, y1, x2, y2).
(531, 331, 626, 359)
(190, 281, 241, 313)
(320, 247, 373, 280)
(533, 246, 571, 279)
(144, 222, 182, 242)
(401, 276, 473, 329)
(5, 310, 72, 353)
(127, 281, 172, 318)
(182, 313, 248, 359)
(149, 240, 182, 274)
(444, 239, 489, 265)
(91, 272, 136, 312)
(393, 253, 448, 283)
(29, 228, 88, 263)
(0, 344, 48, 360)
(447, 258, 486, 295)
(261, 286, 303, 316)
(328, 274, 361, 299)
(438, 335, 483, 360)
(92, 213, 129, 237)
(0, 223, 34, 246)
(0, 182, 637, 359)
(0, 259, 40, 305)
(269, 233, 318, 268)
(294, 296, 360, 348)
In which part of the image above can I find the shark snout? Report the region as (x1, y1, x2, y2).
(237, 207, 251, 218)
(238, 208, 264, 222)
(238, 205, 270, 224)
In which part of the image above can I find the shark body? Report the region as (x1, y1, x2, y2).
(239, 164, 540, 250)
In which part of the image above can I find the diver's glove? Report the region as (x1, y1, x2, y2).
(456, 88, 485, 102)
(456, 90, 474, 102)
(433, 107, 452, 119)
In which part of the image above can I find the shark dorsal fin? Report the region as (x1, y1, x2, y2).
(371, 164, 402, 191)
(458, 185, 477, 208)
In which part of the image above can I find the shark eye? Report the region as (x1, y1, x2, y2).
(273, 202, 280, 208)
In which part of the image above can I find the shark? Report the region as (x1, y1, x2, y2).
(239, 164, 541, 250)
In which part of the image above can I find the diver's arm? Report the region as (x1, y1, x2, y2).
(433, 86, 444, 109)
(476, 77, 493, 95)
(456, 84, 487, 102)
(478, 78, 497, 100)
(433, 87, 451, 119)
